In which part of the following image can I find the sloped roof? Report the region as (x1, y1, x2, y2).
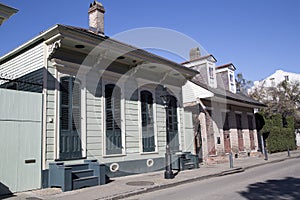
(191, 79, 266, 108)
(0, 24, 198, 79)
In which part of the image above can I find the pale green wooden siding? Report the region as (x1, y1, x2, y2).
(183, 111, 195, 152)
(86, 88, 103, 159)
(45, 62, 56, 162)
(156, 104, 167, 153)
(125, 100, 139, 154)
(0, 43, 44, 85)
(0, 89, 42, 193)
(179, 107, 185, 150)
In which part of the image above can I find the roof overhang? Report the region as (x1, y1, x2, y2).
(1, 24, 198, 85)
(0, 3, 18, 26)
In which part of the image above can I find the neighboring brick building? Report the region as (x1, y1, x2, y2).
(183, 48, 266, 163)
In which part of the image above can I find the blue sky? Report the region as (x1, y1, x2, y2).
(1, 0, 300, 81)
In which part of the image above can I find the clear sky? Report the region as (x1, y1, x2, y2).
(1, 0, 300, 82)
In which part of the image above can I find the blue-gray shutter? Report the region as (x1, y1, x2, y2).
(105, 84, 122, 155)
(141, 91, 155, 152)
(59, 77, 82, 160)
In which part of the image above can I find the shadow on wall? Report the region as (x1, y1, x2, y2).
(0, 182, 14, 198)
(239, 177, 300, 199)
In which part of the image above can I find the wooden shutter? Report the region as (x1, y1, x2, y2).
(168, 96, 179, 152)
(59, 77, 82, 160)
(141, 91, 155, 152)
(105, 84, 122, 155)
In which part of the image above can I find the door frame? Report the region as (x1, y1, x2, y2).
(56, 73, 87, 160)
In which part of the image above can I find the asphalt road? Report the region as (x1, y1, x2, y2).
(123, 158, 300, 200)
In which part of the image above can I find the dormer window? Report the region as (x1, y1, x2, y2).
(229, 74, 234, 83)
(209, 67, 214, 79)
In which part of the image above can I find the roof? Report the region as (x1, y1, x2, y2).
(190, 79, 266, 108)
(216, 63, 236, 71)
(0, 3, 18, 26)
(181, 54, 217, 65)
(0, 24, 198, 79)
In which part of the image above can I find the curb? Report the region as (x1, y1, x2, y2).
(103, 155, 300, 200)
(103, 168, 245, 200)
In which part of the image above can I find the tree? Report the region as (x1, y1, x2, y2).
(249, 80, 300, 128)
(235, 73, 253, 95)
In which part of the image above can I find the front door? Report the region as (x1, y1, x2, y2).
(236, 113, 244, 151)
(59, 77, 82, 160)
(167, 96, 179, 152)
(248, 115, 255, 150)
(222, 112, 231, 153)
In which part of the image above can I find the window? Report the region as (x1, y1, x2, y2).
(229, 74, 234, 83)
(140, 91, 155, 152)
(105, 84, 122, 155)
(209, 67, 214, 79)
(284, 75, 289, 82)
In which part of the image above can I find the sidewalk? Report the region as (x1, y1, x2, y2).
(6, 150, 300, 200)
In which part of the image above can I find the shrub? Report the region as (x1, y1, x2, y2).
(261, 114, 296, 153)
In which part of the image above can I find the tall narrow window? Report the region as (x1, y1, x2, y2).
(168, 96, 179, 152)
(105, 84, 122, 155)
(60, 77, 82, 160)
(141, 91, 155, 152)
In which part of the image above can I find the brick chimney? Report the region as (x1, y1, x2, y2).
(88, 1, 105, 35)
(189, 47, 201, 60)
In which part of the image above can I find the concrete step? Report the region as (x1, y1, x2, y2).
(65, 163, 89, 171)
(183, 162, 197, 170)
(72, 169, 94, 179)
(73, 176, 99, 190)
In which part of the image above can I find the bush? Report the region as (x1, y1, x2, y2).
(261, 114, 296, 153)
(266, 127, 296, 153)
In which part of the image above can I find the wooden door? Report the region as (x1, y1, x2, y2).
(236, 113, 244, 151)
(248, 115, 255, 150)
(167, 96, 179, 152)
(59, 77, 82, 160)
(105, 84, 122, 155)
(222, 112, 231, 153)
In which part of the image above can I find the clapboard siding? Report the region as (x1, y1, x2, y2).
(0, 43, 44, 85)
(45, 62, 56, 163)
(125, 99, 139, 154)
(86, 87, 102, 159)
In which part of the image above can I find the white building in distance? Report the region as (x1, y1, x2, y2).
(250, 70, 300, 90)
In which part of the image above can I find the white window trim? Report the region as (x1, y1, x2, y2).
(138, 88, 158, 154)
(102, 79, 126, 157)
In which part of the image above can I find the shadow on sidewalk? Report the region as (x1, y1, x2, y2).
(238, 177, 300, 199)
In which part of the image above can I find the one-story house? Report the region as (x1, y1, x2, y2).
(0, 1, 198, 193)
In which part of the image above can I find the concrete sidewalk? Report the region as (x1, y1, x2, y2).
(5, 150, 300, 200)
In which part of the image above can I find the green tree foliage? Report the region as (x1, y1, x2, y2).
(235, 73, 253, 95)
(261, 114, 296, 153)
(250, 80, 300, 129)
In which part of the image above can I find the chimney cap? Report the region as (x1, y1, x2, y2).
(89, 1, 105, 13)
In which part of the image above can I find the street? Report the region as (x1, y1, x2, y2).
(123, 159, 300, 200)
